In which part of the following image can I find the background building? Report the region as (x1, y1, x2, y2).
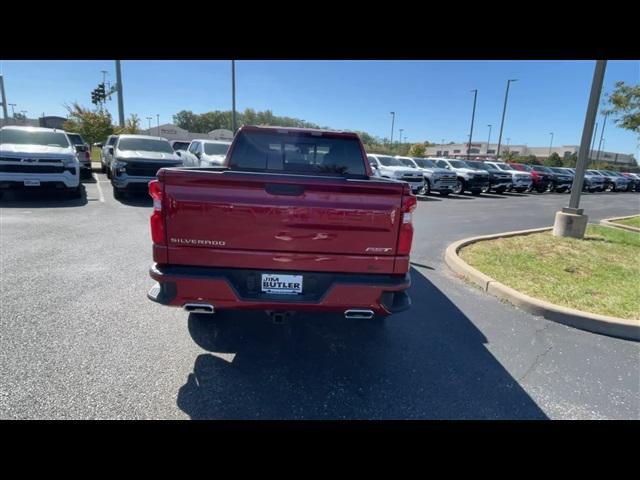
(140, 123, 233, 142)
(424, 142, 637, 166)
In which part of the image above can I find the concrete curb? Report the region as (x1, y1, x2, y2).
(444, 227, 640, 341)
(600, 215, 640, 233)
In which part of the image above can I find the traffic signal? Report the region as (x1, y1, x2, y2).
(91, 89, 98, 105)
(97, 83, 106, 101)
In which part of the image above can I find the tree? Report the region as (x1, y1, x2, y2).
(63, 102, 113, 145)
(562, 152, 578, 167)
(543, 152, 563, 167)
(407, 143, 426, 157)
(603, 81, 640, 133)
(114, 113, 141, 134)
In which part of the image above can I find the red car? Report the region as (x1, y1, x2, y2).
(507, 162, 552, 193)
(147, 126, 416, 321)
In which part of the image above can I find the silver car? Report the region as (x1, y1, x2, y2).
(180, 139, 231, 167)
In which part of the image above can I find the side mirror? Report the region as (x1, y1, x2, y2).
(175, 151, 182, 157)
(108, 147, 114, 155)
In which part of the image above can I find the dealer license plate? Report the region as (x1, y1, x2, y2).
(261, 274, 303, 294)
(24, 180, 41, 186)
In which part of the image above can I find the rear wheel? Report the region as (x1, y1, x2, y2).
(420, 179, 431, 195)
(453, 179, 464, 195)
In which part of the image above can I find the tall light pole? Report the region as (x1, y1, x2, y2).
(0, 75, 8, 120)
(555, 60, 607, 239)
(231, 60, 237, 133)
(399, 128, 404, 149)
(101, 70, 108, 85)
(486, 124, 492, 156)
(496, 79, 518, 159)
(8, 103, 17, 118)
(467, 89, 478, 160)
(146, 116, 152, 132)
(156, 114, 160, 137)
(115, 60, 125, 127)
(548, 132, 554, 157)
(389, 112, 395, 149)
(441, 138, 445, 157)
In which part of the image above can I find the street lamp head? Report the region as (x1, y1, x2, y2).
(509, 79, 518, 82)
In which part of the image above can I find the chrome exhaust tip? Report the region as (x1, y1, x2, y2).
(183, 303, 215, 314)
(344, 309, 375, 319)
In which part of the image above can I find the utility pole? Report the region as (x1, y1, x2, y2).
(0, 75, 8, 121)
(8, 103, 17, 118)
(146, 116, 152, 132)
(467, 89, 478, 160)
(496, 79, 518, 159)
(231, 60, 237, 133)
(486, 124, 492, 156)
(589, 121, 598, 167)
(554, 60, 607, 239)
(115, 60, 125, 127)
(596, 112, 608, 162)
(389, 112, 395, 149)
(399, 128, 404, 150)
(157, 114, 160, 137)
(548, 132, 554, 157)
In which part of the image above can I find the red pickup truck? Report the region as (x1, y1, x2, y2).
(147, 126, 415, 320)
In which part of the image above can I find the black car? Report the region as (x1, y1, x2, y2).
(465, 160, 513, 194)
(529, 165, 572, 193)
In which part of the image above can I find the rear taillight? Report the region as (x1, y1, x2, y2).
(149, 180, 165, 246)
(84, 151, 90, 160)
(397, 189, 417, 255)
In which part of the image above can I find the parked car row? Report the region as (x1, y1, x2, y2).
(371, 154, 640, 196)
(96, 135, 232, 198)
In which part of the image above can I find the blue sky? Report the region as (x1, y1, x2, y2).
(1, 60, 638, 154)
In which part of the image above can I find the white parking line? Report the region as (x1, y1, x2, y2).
(92, 173, 105, 202)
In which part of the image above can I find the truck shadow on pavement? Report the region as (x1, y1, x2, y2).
(176, 267, 547, 420)
(0, 186, 88, 208)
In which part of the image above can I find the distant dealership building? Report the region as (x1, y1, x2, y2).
(424, 141, 637, 166)
(140, 123, 233, 142)
(1, 116, 67, 129)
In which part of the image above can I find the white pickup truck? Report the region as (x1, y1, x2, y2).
(0, 126, 81, 198)
(366, 154, 424, 194)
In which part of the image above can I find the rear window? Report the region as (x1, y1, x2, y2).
(204, 143, 230, 155)
(66, 134, 85, 145)
(117, 138, 173, 154)
(171, 141, 190, 151)
(0, 129, 70, 148)
(228, 131, 366, 176)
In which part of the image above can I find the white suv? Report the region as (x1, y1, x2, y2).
(180, 139, 231, 167)
(367, 154, 424, 194)
(0, 126, 81, 199)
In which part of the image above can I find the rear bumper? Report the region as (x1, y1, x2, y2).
(148, 263, 411, 315)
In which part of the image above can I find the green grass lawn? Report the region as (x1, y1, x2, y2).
(90, 147, 101, 162)
(612, 215, 640, 229)
(460, 225, 640, 320)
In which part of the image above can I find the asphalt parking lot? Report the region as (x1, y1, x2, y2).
(1, 170, 639, 419)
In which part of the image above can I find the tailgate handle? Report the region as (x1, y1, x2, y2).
(265, 183, 305, 196)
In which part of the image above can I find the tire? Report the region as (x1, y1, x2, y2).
(113, 186, 126, 200)
(481, 185, 490, 193)
(100, 162, 106, 174)
(420, 179, 431, 195)
(106, 167, 112, 180)
(439, 190, 450, 197)
(66, 186, 82, 199)
(496, 186, 506, 194)
(610, 184, 617, 192)
(535, 185, 547, 193)
(515, 187, 526, 193)
(471, 189, 481, 196)
(452, 179, 464, 195)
